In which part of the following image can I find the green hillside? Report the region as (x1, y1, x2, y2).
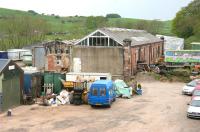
(0, 7, 173, 50)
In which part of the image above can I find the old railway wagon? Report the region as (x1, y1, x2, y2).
(0, 59, 24, 112)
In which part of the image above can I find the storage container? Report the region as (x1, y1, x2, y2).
(0, 51, 8, 59)
(23, 67, 43, 98)
(44, 72, 65, 94)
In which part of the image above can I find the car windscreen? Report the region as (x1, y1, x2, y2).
(187, 80, 197, 87)
(193, 90, 200, 96)
(190, 100, 200, 107)
(100, 88, 106, 96)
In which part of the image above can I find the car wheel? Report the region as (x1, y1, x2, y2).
(107, 104, 111, 108)
(91, 105, 95, 108)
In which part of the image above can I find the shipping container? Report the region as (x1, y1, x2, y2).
(66, 72, 112, 82)
(32, 47, 45, 70)
(24, 72, 43, 98)
(44, 72, 65, 94)
(0, 51, 8, 59)
(7, 49, 31, 60)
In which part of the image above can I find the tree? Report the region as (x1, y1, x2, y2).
(106, 13, 121, 18)
(172, 0, 200, 38)
(28, 10, 38, 15)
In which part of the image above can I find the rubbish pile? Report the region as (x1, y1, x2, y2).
(42, 90, 71, 106)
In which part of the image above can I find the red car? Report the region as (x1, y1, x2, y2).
(192, 85, 200, 100)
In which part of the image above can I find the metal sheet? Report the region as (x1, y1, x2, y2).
(33, 47, 45, 70)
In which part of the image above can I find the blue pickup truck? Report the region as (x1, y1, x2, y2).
(88, 80, 116, 107)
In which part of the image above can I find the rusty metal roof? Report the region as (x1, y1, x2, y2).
(99, 28, 162, 46)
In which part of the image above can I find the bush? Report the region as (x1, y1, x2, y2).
(170, 68, 190, 77)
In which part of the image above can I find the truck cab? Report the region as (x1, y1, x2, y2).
(88, 80, 116, 107)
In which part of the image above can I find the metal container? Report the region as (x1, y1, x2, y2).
(24, 72, 43, 98)
(22, 53, 32, 66)
(66, 72, 112, 82)
(7, 51, 20, 60)
(0, 51, 8, 59)
(7, 49, 31, 60)
(191, 42, 200, 50)
(23, 67, 43, 98)
(44, 72, 65, 94)
(32, 47, 45, 70)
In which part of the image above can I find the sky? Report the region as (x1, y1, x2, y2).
(0, 0, 193, 20)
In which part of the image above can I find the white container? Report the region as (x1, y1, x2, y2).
(66, 72, 112, 82)
(22, 66, 39, 74)
(7, 49, 31, 60)
(73, 58, 81, 72)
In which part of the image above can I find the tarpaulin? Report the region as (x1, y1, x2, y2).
(114, 79, 132, 99)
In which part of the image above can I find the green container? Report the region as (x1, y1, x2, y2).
(192, 44, 200, 50)
(44, 72, 65, 94)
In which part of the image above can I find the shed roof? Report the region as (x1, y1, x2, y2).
(0, 59, 11, 73)
(191, 42, 200, 45)
(0, 59, 23, 74)
(99, 28, 162, 46)
(75, 28, 162, 46)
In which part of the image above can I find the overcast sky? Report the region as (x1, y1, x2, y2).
(0, 0, 193, 20)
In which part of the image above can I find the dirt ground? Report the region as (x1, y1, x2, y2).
(1, 76, 200, 132)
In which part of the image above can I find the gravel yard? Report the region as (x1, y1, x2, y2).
(1, 79, 200, 132)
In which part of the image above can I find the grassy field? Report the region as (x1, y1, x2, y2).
(0, 7, 173, 44)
